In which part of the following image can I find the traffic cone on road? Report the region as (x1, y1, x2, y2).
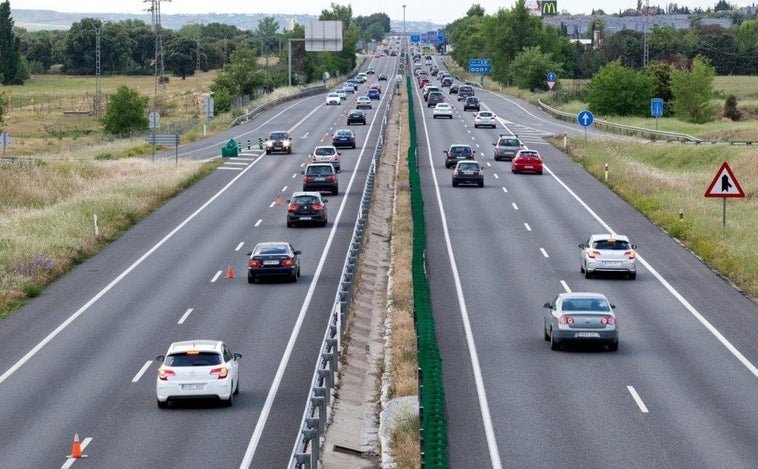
(275, 195, 283, 206)
(69, 433, 83, 458)
(226, 266, 235, 279)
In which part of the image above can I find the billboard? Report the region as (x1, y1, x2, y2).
(305, 20, 343, 52)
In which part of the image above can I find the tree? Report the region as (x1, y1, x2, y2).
(0, 0, 25, 84)
(102, 86, 149, 135)
(164, 36, 197, 79)
(210, 46, 266, 112)
(586, 60, 655, 116)
(670, 56, 718, 123)
(509, 46, 563, 91)
(0, 91, 7, 126)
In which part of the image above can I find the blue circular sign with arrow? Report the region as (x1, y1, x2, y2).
(547, 72, 556, 82)
(577, 109, 594, 127)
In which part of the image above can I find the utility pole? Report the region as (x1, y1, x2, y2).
(643, 0, 649, 67)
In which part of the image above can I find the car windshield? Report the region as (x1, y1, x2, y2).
(166, 352, 222, 367)
(270, 132, 288, 140)
(593, 240, 631, 250)
(562, 298, 611, 312)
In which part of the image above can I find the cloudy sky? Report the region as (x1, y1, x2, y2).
(12, 1, 750, 24)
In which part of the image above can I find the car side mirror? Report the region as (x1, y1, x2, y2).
(246, 251, 252, 256)
(234, 353, 242, 360)
(610, 304, 616, 309)
(578, 243, 585, 248)
(323, 199, 328, 203)
(156, 354, 165, 362)
(543, 302, 552, 309)
(631, 244, 638, 249)
(294, 250, 302, 255)
(492, 143, 496, 146)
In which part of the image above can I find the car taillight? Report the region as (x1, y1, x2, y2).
(587, 250, 601, 259)
(249, 259, 262, 267)
(303, 176, 312, 183)
(281, 259, 294, 267)
(288, 203, 299, 211)
(601, 316, 616, 325)
(158, 368, 175, 381)
(478, 170, 484, 176)
(453, 170, 459, 176)
(559, 315, 575, 325)
(312, 204, 324, 210)
(327, 175, 336, 182)
(334, 155, 340, 161)
(311, 155, 317, 162)
(210, 366, 229, 379)
(625, 250, 636, 259)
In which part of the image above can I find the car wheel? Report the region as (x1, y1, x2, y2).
(234, 378, 240, 395)
(248, 274, 255, 284)
(321, 218, 327, 227)
(550, 330, 561, 351)
(544, 320, 550, 341)
(479, 181, 484, 188)
(157, 399, 168, 409)
(352, 144, 356, 149)
(608, 341, 619, 352)
(538, 171, 543, 175)
(224, 389, 234, 407)
(452, 181, 458, 187)
(580, 263, 585, 273)
(512, 169, 517, 174)
(332, 188, 338, 196)
(433, 115, 437, 119)
(628, 272, 637, 280)
(585, 269, 593, 279)
(287, 149, 292, 154)
(287, 220, 293, 228)
(290, 270, 298, 282)
(266, 150, 271, 155)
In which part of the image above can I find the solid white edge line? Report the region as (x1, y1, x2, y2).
(545, 165, 758, 379)
(0, 153, 267, 385)
(627, 385, 649, 413)
(239, 92, 382, 469)
(131, 361, 153, 383)
(417, 82, 503, 469)
(178, 308, 193, 325)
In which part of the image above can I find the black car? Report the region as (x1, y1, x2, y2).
(347, 109, 367, 125)
(449, 83, 460, 94)
(287, 191, 328, 227)
(378, 73, 387, 81)
(452, 161, 484, 187)
(427, 91, 445, 107)
(443, 144, 476, 169)
(463, 96, 480, 111)
(302, 163, 339, 195)
(247, 242, 301, 283)
(332, 129, 357, 149)
(265, 131, 292, 154)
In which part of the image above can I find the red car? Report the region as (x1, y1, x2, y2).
(511, 149, 543, 175)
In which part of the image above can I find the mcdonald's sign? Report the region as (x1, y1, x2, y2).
(541, 1, 558, 16)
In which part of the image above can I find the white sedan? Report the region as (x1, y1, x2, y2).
(355, 96, 372, 109)
(433, 102, 454, 119)
(473, 110, 497, 128)
(325, 93, 341, 105)
(156, 340, 241, 408)
(334, 89, 347, 100)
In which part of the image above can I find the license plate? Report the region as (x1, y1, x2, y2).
(524, 165, 533, 169)
(300, 216, 312, 220)
(576, 332, 600, 338)
(603, 261, 621, 265)
(182, 384, 203, 390)
(314, 177, 326, 181)
(263, 260, 280, 265)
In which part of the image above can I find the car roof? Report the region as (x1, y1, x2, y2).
(558, 292, 609, 301)
(167, 340, 223, 354)
(291, 191, 322, 199)
(306, 162, 335, 168)
(589, 234, 630, 242)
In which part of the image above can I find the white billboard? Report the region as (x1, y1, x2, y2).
(305, 20, 343, 52)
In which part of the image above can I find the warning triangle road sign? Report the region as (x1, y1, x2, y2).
(704, 162, 745, 198)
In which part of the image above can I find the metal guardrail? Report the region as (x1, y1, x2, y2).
(536, 100, 704, 143)
(229, 85, 327, 127)
(287, 81, 396, 469)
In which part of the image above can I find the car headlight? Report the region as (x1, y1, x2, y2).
(283, 141, 291, 147)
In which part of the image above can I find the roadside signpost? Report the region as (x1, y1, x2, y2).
(704, 161, 745, 227)
(651, 98, 664, 130)
(1, 131, 12, 157)
(546, 72, 556, 90)
(577, 109, 594, 139)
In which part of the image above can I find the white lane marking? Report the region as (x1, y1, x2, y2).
(524, 223, 531, 231)
(62, 437, 93, 468)
(211, 271, 222, 282)
(545, 165, 758, 379)
(178, 308, 193, 325)
(493, 173, 499, 180)
(269, 201, 276, 208)
(235, 242, 245, 251)
(131, 361, 153, 383)
(560, 280, 571, 293)
(486, 162, 492, 167)
(540, 248, 549, 258)
(254, 219, 262, 227)
(416, 81, 503, 469)
(218, 167, 244, 171)
(241, 94, 385, 469)
(0, 152, 267, 385)
(301, 132, 309, 138)
(291, 173, 298, 178)
(502, 186, 508, 193)
(281, 186, 288, 192)
(512, 203, 519, 210)
(627, 386, 649, 413)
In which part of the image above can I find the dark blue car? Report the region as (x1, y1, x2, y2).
(367, 89, 380, 100)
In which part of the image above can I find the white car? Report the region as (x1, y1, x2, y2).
(334, 89, 347, 100)
(433, 102, 453, 119)
(579, 234, 637, 279)
(342, 84, 355, 94)
(310, 145, 341, 172)
(326, 93, 341, 105)
(156, 340, 241, 408)
(355, 96, 372, 109)
(473, 110, 497, 128)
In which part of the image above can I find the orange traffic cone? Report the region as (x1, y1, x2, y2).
(275, 195, 283, 206)
(69, 433, 83, 458)
(226, 266, 235, 279)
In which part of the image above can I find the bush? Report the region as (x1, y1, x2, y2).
(723, 95, 742, 121)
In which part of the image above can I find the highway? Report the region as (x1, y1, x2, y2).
(0, 57, 398, 468)
(416, 59, 758, 468)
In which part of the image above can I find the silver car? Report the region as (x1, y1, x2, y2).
(310, 145, 341, 172)
(579, 234, 637, 279)
(543, 292, 618, 351)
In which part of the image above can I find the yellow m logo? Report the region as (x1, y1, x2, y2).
(541, 1, 557, 15)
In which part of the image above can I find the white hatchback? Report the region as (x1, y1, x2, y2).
(156, 340, 241, 408)
(433, 102, 453, 119)
(326, 93, 341, 105)
(579, 234, 637, 279)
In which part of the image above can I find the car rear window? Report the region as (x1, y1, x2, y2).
(166, 352, 222, 367)
(451, 146, 471, 155)
(500, 139, 520, 146)
(255, 245, 289, 255)
(314, 147, 336, 155)
(306, 165, 334, 175)
(293, 196, 319, 204)
(593, 240, 631, 250)
(562, 299, 610, 312)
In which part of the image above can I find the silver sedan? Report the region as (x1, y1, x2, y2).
(543, 292, 618, 351)
(579, 234, 637, 279)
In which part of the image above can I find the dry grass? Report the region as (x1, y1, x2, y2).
(389, 407, 421, 469)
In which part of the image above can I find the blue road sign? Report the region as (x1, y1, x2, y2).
(577, 110, 594, 127)
(410, 35, 420, 43)
(651, 98, 664, 117)
(469, 58, 491, 74)
(547, 72, 556, 82)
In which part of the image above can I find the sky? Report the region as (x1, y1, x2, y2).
(12, 1, 754, 25)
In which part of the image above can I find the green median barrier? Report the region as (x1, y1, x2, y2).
(221, 138, 239, 157)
